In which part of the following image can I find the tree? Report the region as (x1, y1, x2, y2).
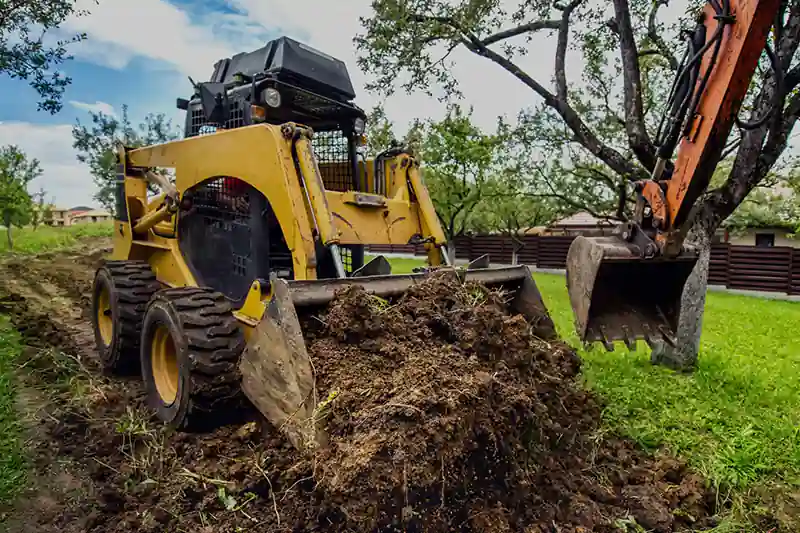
(357, 0, 800, 370)
(29, 186, 47, 231)
(41, 196, 54, 226)
(413, 104, 505, 261)
(365, 104, 399, 157)
(0, 0, 96, 114)
(724, 182, 800, 235)
(471, 173, 563, 264)
(72, 105, 181, 215)
(0, 145, 40, 249)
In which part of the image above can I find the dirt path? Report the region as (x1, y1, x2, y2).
(0, 242, 721, 532)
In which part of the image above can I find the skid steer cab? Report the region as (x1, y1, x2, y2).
(90, 36, 554, 440)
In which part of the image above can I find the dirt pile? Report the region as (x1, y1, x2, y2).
(0, 245, 719, 533)
(297, 273, 715, 532)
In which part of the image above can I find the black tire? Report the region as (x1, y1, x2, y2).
(91, 261, 161, 375)
(140, 287, 246, 431)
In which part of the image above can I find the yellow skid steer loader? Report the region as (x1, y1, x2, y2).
(91, 37, 555, 447)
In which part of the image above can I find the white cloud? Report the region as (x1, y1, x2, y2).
(50, 0, 701, 135)
(53, 0, 572, 132)
(61, 0, 238, 80)
(224, 0, 569, 133)
(0, 122, 97, 209)
(69, 100, 117, 117)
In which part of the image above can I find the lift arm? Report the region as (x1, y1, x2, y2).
(638, 0, 782, 257)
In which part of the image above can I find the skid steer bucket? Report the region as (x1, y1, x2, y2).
(566, 236, 698, 350)
(239, 265, 555, 450)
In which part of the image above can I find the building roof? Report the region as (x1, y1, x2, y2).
(71, 209, 111, 218)
(551, 211, 615, 228)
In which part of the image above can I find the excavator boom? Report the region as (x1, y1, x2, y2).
(567, 0, 782, 349)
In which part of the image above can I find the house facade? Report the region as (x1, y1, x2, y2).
(71, 209, 113, 225)
(38, 205, 112, 227)
(727, 227, 799, 248)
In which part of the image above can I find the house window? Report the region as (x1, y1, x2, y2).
(755, 233, 775, 247)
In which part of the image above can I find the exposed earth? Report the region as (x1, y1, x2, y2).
(0, 240, 721, 532)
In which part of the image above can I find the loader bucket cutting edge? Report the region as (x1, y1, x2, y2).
(566, 236, 698, 350)
(238, 265, 557, 451)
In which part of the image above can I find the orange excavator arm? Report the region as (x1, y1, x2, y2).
(567, 0, 783, 350)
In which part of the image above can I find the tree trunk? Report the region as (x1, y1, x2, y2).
(447, 244, 457, 265)
(649, 220, 714, 371)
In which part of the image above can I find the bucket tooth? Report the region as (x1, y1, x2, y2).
(599, 326, 614, 352)
(621, 325, 637, 351)
(658, 325, 678, 347)
(642, 324, 659, 350)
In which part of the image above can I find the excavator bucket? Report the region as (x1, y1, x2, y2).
(239, 264, 556, 450)
(566, 236, 698, 351)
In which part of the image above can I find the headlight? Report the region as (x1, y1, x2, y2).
(263, 88, 281, 108)
(353, 117, 366, 135)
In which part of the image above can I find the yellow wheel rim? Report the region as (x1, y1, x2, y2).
(151, 325, 179, 405)
(96, 287, 113, 346)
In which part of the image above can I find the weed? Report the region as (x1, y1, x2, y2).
(367, 294, 392, 314)
(115, 406, 169, 482)
(312, 389, 339, 429)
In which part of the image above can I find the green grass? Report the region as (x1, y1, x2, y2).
(0, 317, 25, 506)
(366, 254, 427, 274)
(533, 272, 800, 524)
(0, 223, 113, 255)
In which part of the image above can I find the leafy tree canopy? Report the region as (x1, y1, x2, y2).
(0, 0, 96, 113)
(0, 145, 41, 248)
(72, 105, 181, 214)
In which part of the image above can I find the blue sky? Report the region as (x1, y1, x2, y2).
(0, 0, 631, 209)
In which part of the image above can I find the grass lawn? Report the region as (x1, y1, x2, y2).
(534, 273, 800, 498)
(377, 254, 800, 526)
(366, 254, 428, 274)
(0, 223, 112, 255)
(0, 318, 24, 507)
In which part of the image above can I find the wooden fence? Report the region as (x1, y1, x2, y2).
(367, 235, 800, 296)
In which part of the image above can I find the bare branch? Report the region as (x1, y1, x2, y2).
(409, 11, 648, 182)
(572, 165, 618, 189)
(533, 166, 610, 220)
(555, 0, 583, 102)
(481, 20, 560, 46)
(721, 132, 743, 160)
(647, 0, 679, 70)
(612, 0, 657, 171)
